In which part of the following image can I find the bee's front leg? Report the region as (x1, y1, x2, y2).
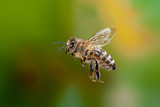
(81, 49, 89, 67)
(81, 56, 86, 67)
(71, 47, 78, 61)
(71, 53, 76, 61)
(94, 59, 103, 83)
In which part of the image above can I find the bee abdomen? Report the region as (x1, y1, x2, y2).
(99, 52, 116, 71)
(89, 48, 103, 60)
(89, 47, 116, 71)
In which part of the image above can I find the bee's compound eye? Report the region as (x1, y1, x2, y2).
(70, 41, 75, 48)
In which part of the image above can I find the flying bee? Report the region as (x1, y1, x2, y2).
(54, 28, 116, 83)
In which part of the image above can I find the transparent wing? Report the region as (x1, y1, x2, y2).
(89, 28, 116, 48)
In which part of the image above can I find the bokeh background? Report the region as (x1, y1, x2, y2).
(1, 0, 160, 107)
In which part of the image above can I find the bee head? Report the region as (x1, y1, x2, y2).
(65, 37, 76, 54)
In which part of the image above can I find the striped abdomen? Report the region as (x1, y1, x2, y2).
(89, 47, 116, 71)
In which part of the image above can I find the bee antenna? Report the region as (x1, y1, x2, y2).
(57, 45, 66, 53)
(53, 42, 66, 45)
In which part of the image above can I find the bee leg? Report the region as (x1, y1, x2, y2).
(81, 57, 86, 67)
(89, 60, 96, 82)
(95, 59, 104, 83)
(71, 53, 76, 61)
(81, 49, 88, 67)
(71, 47, 78, 61)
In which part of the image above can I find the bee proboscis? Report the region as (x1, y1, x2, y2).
(54, 28, 116, 83)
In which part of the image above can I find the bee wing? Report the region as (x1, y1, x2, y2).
(89, 28, 116, 48)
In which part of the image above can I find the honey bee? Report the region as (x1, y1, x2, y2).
(54, 28, 116, 83)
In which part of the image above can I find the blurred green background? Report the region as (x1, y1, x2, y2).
(0, 0, 160, 107)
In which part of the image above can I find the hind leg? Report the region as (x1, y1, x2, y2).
(89, 60, 96, 82)
(94, 59, 103, 83)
